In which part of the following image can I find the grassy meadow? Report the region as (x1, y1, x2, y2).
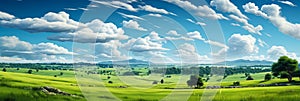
(1, 67, 300, 101)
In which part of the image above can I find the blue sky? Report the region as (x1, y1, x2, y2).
(0, 0, 300, 63)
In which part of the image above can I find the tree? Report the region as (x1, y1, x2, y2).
(107, 76, 111, 79)
(272, 56, 298, 82)
(16, 68, 19, 70)
(2, 68, 6, 72)
(187, 75, 203, 88)
(60, 72, 64, 75)
(246, 75, 254, 80)
(233, 81, 240, 86)
(27, 70, 33, 74)
(264, 73, 272, 81)
(160, 79, 164, 84)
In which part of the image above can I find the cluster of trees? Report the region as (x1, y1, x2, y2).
(187, 75, 203, 88)
(272, 56, 299, 82)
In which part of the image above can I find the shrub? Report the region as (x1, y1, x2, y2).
(60, 72, 64, 75)
(160, 79, 164, 84)
(107, 76, 111, 79)
(233, 81, 240, 86)
(54, 75, 57, 77)
(246, 75, 254, 80)
(2, 68, 6, 72)
(108, 81, 113, 84)
(27, 70, 33, 74)
(152, 81, 158, 84)
(264, 73, 272, 81)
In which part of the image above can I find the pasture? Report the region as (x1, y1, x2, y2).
(1, 67, 300, 101)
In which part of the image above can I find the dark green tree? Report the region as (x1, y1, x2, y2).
(160, 79, 164, 84)
(27, 70, 33, 74)
(187, 75, 204, 88)
(272, 56, 298, 82)
(264, 73, 272, 81)
(2, 68, 6, 72)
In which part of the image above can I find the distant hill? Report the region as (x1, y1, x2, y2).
(99, 59, 151, 65)
(218, 59, 273, 66)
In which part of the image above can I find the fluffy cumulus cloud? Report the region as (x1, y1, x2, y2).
(0, 11, 15, 20)
(0, 36, 73, 62)
(48, 19, 128, 43)
(122, 20, 147, 31)
(166, 30, 180, 36)
(166, 0, 228, 20)
(187, 31, 205, 40)
(227, 34, 258, 56)
(244, 3, 300, 39)
(95, 40, 129, 61)
(0, 12, 79, 33)
(0, 36, 32, 51)
(176, 43, 209, 63)
(123, 32, 168, 52)
(210, 0, 248, 19)
(209, 0, 263, 35)
(267, 46, 297, 61)
(0, 11, 128, 43)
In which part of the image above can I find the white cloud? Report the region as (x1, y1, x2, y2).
(209, 0, 263, 35)
(123, 32, 168, 52)
(166, 30, 180, 36)
(243, 2, 268, 18)
(48, 19, 128, 43)
(0, 11, 15, 20)
(139, 5, 171, 15)
(257, 38, 268, 47)
(33, 43, 74, 55)
(167, 0, 228, 20)
(0, 11, 79, 33)
(227, 34, 258, 56)
(204, 40, 228, 49)
(267, 46, 297, 61)
(187, 31, 205, 40)
(278, 0, 296, 7)
(231, 23, 240, 26)
(148, 13, 162, 17)
(117, 12, 144, 20)
(229, 14, 263, 35)
(176, 43, 209, 63)
(95, 40, 129, 61)
(0, 36, 32, 51)
(244, 3, 300, 39)
(122, 20, 147, 31)
(0, 36, 73, 62)
(186, 18, 206, 26)
(210, 0, 248, 19)
(91, 0, 138, 12)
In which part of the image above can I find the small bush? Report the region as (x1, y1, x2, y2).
(2, 68, 6, 72)
(264, 73, 272, 81)
(152, 81, 158, 84)
(160, 79, 164, 84)
(54, 75, 57, 77)
(233, 81, 240, 86)
(246, 75, 254, 80)
(27, 70, 33, 74)
(108, 81, 113, 84)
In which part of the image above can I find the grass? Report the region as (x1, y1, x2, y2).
(1, 68, 300, 101)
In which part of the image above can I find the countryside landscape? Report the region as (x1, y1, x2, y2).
(1, 0, 300, 101)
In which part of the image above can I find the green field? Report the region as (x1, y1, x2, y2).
(1, 68, 300, 101)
